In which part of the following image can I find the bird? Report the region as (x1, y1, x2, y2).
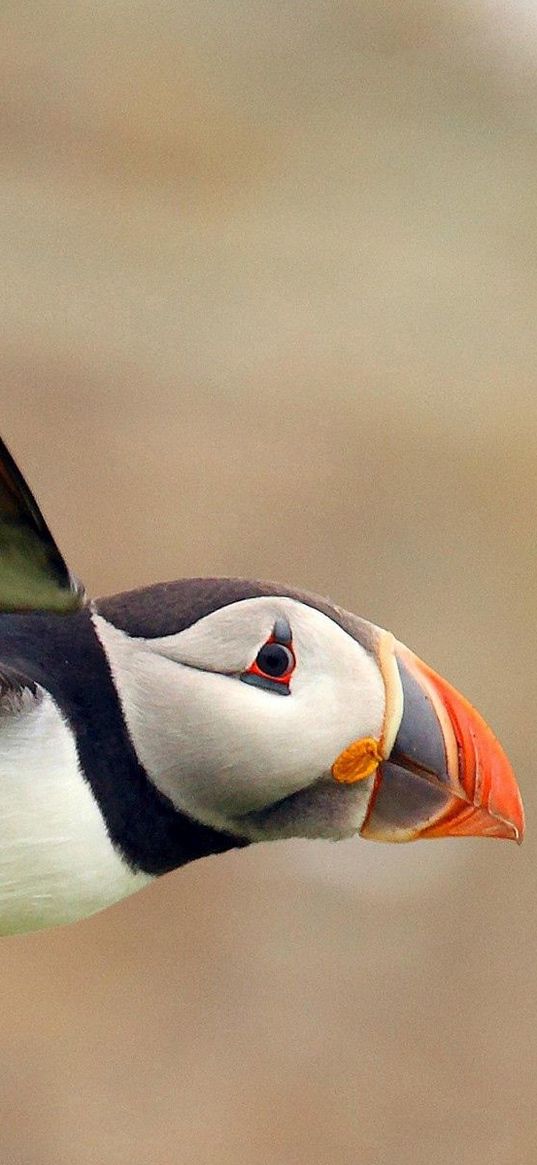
(0, 436, 524, 934)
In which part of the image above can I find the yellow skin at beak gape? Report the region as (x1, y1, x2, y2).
(332, 737, 383, 784)
(330, 638, 525, 845)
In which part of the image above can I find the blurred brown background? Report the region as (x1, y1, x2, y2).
(1, 1, 537, 1162)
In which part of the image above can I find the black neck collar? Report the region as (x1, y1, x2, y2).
(0, 609, 249, 875)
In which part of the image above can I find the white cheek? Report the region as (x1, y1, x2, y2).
(93, 602, 386, 834)
(103, 657, 314, 819)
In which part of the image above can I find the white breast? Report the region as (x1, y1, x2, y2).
(0, 689, 151, 934)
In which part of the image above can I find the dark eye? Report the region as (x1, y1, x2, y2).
(255, 642, 294, 678)
(240, 629, 296, 695)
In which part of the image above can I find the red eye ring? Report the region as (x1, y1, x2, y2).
(246, 640, 295, 685)
(240, 620, 296, 695)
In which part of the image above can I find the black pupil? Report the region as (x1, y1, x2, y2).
(255, 643, 293, 678)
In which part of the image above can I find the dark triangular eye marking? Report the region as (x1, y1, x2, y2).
(0, 436, 86, 613)
(273, 617, 292, 645)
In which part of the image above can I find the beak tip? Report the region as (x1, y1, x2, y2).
(488, 764, 525, 845)
(500, 823, 524, 845)
(509, 804, 525, 846)
(495, 815, 524, 845)
(512, 808, 525, 846)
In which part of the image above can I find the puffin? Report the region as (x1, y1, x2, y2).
(0, 436, 524, 934)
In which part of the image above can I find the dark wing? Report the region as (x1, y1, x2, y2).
(0, 436, 86, 613)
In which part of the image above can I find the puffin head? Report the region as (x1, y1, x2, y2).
(94, 578, 525, 849)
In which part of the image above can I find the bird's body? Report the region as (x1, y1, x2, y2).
(0, 438, 524, 933)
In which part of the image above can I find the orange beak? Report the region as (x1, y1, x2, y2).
(359, 641, 525, 844)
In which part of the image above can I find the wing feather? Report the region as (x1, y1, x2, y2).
(0, 437, 85, 613)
